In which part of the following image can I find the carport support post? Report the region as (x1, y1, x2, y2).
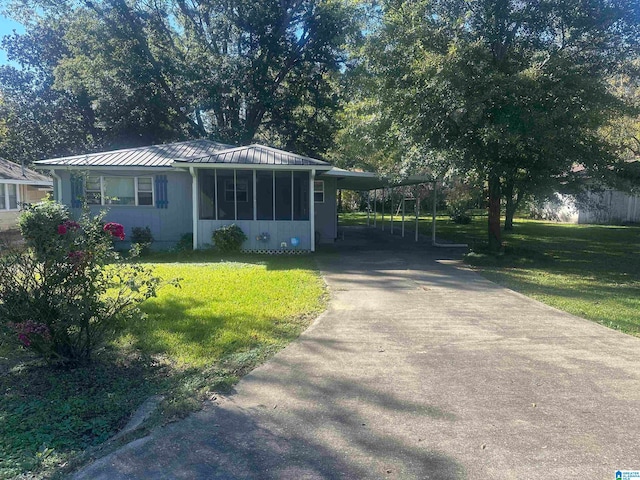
(390, 189, 394, 235)
(401, 194, 405, 238)
(432, 181, 437, 246)
(373, 189, 377, 227)
(415, 187, 420, 243)
(366, 191, 370, 226)
(381, 188, 385, 231)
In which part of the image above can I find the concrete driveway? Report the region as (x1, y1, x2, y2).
(75, 227, 640, 479)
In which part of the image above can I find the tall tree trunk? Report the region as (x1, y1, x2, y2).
(504, 176, 515, 231)
(488, 173, 502, 251)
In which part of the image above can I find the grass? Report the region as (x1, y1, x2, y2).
(0, 253, 326, 479)
(340, 212, 640, 336)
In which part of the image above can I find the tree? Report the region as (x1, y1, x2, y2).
(0, 19, 102, 164)
(361, 0, 640, 250)
(1, 0, 356, 159)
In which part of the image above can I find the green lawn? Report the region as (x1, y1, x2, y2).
(341, 212, 640, 336)
(0, 254, 325, 479)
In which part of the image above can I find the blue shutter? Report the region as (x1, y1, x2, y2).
(155, 175, 168, 209)
(70, 175, 83, 208)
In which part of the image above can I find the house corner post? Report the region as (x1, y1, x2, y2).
(190, 167, 198, 250)
(310, 169, 316, 252)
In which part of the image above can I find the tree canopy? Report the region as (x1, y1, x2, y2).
(341, 0, 640, 247)
(0, 0, 358, 163)
(1, 0, 639, 248)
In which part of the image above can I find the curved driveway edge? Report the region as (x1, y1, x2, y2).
(74, 240, 640, 479)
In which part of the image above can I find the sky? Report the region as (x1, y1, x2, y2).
(0, 14, 25, 65)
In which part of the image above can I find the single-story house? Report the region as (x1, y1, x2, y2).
(0, 157, 53, 231)
(36, 140, 429, 251)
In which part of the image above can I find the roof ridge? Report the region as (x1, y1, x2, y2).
(35, 139, 232, 164)
(247, 144, 328, 164)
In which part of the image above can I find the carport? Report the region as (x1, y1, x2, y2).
(319, 167, 466, 247)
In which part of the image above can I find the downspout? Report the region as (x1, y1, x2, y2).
(190, 167, 198, 250)
(310, 169, 316, 252)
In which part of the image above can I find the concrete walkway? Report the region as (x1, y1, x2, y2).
(75, 228, 640, 479)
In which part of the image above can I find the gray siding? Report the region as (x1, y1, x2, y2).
(314, 177, 337, 243)
(198, 220, 311, 251)
(55, 169, 193, 249)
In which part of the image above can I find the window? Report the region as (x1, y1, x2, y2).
(7, 184, 17, 209)
(104, 177, 135, 205)
(86, 176, 154, 206)
(225, 178, 249, 203)
(0, 183, 19, 211)
(224, 179, 235, 202)
(314, 180, 324, 203)
(137, 177, 153, 206)
(86, 176, 102, 205)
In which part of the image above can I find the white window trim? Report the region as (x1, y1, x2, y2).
(0, 182, 20, 211)
(314, 180, 325, 203)
(86, 175, 155, 206)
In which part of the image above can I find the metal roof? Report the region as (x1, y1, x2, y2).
(0, 158, 53, 185)
(35, 140, 234, 168)
(320, 167, 433, 191)
(176, 144, 330, 167)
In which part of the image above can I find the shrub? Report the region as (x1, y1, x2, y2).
(131, 226, 154, 254)
(212, 224, 247, 252)
(18, 199, 69, 260)
(174, 232, 194, 252)
(449, 207, 472, 224)
(0, 200, 163, 365)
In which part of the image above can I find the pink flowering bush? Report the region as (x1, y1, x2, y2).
(0, 200, 163, 365)
(103, 222, 125, 240)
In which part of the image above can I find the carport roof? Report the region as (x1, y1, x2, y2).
(319, 167, 433, 191)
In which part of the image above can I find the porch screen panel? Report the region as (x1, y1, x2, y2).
(293, 172, 310, 220)
(275, 171, 292, 220)
(236, 170, 254, 220)
(199, 170, 216, 220)
(216, 170, 234, 220)
(256, 171, 273, 220)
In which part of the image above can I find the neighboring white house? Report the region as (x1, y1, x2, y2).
(0, 158, 53, 231)
(576, 189, 640, 224)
